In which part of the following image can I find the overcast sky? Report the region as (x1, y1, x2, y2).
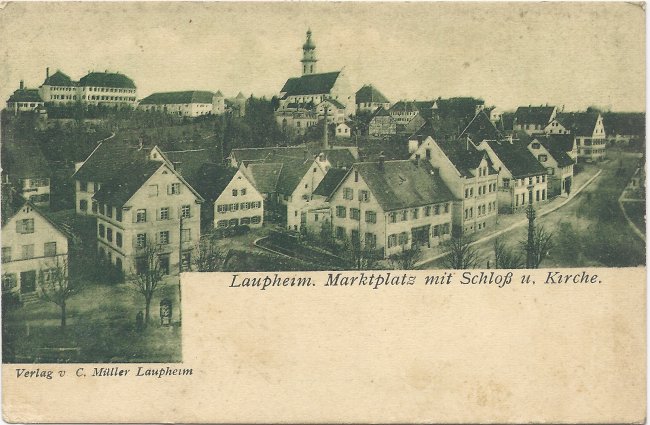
(0, 2, 645, 112)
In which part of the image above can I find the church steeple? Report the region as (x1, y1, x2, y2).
(301, 29, 317, 75)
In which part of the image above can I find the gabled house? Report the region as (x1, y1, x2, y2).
(1, 141, 51, 207)
(355, 84, 391, 113)
(410, 136, 499, 235)
(328, 158, 455, 257)
(2, 193, 69, 301)
(336, 122, 351, 139)
(476, 139, 549, 213)
(389, 101, 421, 126)
(92, 159, 204, 276)
(526, 136, 575, 197)
(513, 105, 557, 135)
(546, 133, 578, 160)
(214, 166, 264, 230)
(316, 98, 346, 123)
(556, 112, 607, 161)
(368, 106, 397, 138)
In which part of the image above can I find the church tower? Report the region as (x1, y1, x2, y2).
(301, 29, 317, 75)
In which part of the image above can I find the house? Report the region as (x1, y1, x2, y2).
(389, 101, 421, 126)
(38, 67, 137, 108)
(212, 91, 226, 115)
(458, 110, 503, 145)
(546, 133, 578, 161)
(316, 98, 346, 123)
(6, 80, 44, 114)
(432, 97, 485, 122)
(303, 168, 348, 234)
(92, 158, 204, 276)
(409, 136, 499, 235)
(543, 117, 570, 134)
(476, 139, 549, 213)
(328, 157, 455, 257)
(603, 112, 645, 145)
(1, 141, 51, 207)
(213, 166, 264, 230)
(556, 112, 607, 161)
(1, 193, 69, 301)
(355, 84, 391, 113)
(137, 91, 215, 117)
(513, 105, 557, 135)
(336, 122, 351, 139)
(277, 31, 354, 118)
(526, 136, 575, 197)
(368, 106, 397, 138)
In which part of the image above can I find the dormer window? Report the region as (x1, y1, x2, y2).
(532, 142, 541, 149)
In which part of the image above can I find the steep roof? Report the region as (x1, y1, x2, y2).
(92, 160, 162, 206)
(1, 190, 70, 237)
(409, 120, 436, 141)
(140, 91, 214, 105)
(603, 112, 645, 137)
(390, 101, 420, 114)
(8, 89, 43, 103)
(322, 148, 356, 169)
(433, 97, 484, 121)
(231, 146, 314, 164)
(370, 106, 392, 119)
(186, 163, 235, 202)
(434, 139, 495, 178)
(556, 112, 599, 137)
(460, 111, 502, 143)
(43, 70, 75, 87)
(546, 133, 575, 153)
(244, 163, 284, 193)
(515, 106, 556, 126)
(355, 85, 390, 104)
(78, 72, 136, 89)
(352, 160, 455, 211)
(483, 140, 547, 178)
(313, 168, 348, 197)
(73, 139, 147, 182)
(281, 71, 341, 97)
(321, 98, 346, 110)
(276, 159, 313, 195)
(162, 148, 221, 192)
(534, 137, 576, 168)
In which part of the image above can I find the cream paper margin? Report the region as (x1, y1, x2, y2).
(2, 267, 646, 423)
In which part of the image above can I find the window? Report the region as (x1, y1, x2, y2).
(365, 211, 377, 224)
(98, 224, 105, 238)
(217, 204, 228, 213)
(542, 175, 546, 182)
(107, 228, 113, 242)
(350, 208, 360, 221)
(412, 208, 419, 220)
(401, 210, 408, 221)
(2, 274, 17, 291)
(531, 142, 541, 149)
(2, 247, 11, 262)
(159, 231, 170, 245)
(44, 242, 57, 257)
(136, 209, 147, 223)
(424, 206, 431, 216)
(241, 188, 247, 196)
(79, 180, 87, 192)
(92, 201, 98, 213)
(115, 209, 123, 222)
(230, 203, 239, 211)
(388, 234, 397, 248)
(503, 178, 510, 189)
(365, 233, 377, 250)
(251, 216, 261, 224)
(389, 212, 397, 223)
(538, 154, 547, 163)
(116, 232, 123, 248)
(160, 207, 170, 220)
(148, 184, 158, 197)
(16, 219, 34, 234)
(359, 190, 370, 202)
(80, 199, 88, 212)
(433, 225, 440, 237)
(169, 183, 181, 195)
(181, 205, 191, 218)
(444, 204, 449, 213)
(181, 229, 191, 242)
(398, 232, 408, 245)
(217, 220, 228, 228)
(232, 189, 238, 196)
(241, 202, 250, 210)
(22, 244, 34, 259)
(343, 188, 354, 200)
(136, 233, 147, 248)
(336, 206, 346, 218)
(335, 226, 345, 240)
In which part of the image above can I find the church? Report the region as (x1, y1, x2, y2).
(276, 30, 355, 134)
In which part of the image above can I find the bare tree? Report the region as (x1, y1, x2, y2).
(389, 245, 422, 270)
(521, 226, 553, 269)
(444, 235, 482, 269)
(493, 238, 524, 269)
(38, 258, 81, 328)
(129, 246, 165, 327)
(193, 237, 228, 272)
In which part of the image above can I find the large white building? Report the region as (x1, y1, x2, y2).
(138, 91, 227, 117)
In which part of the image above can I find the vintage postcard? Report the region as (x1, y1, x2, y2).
(0, 1, 645, 423)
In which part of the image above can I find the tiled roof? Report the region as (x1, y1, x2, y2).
(460, 111, 502, 144)
(231, 146, 314, 164)
(244, 163, 283, 194)
(43, 70, 75, 87)
(320, 98, 346, 110)
(186, 163, 235, 202)
(515, 106, 556, 126)
(556, 112, 599, 137)
(390, 101, 420, 114)
(484, 140, 547, 178)
(409, 120, 436, 141)
(281, 71, 341, 96)
(8, 89, 43, 103)
(353, 160, 455, 211)
(276, 159, 313, 195)
(93, 160, 162, 206)
(603, 112, 645, 137)
(73, 139, 147, 182)
(433, 97, 484, 120)
(546, 134, 575, 153)
(1, 191, 69, 237)
(162, 148, 221, 198)
(370, 106, 392, 118)
(322, 149, 356, 169)
(79, 72, 136, 89)
(534, 137, 575, 168)
(355, 85, 390, 104)
(140, 91, 214, 105)
(435, 139, 495, 178)
(313, 168, 348, 197)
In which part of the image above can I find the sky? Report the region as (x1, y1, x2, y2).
(0, 2, 645, 112)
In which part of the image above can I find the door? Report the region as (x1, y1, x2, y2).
(20, 270, 36, 294)
(565, 177, 572, 195)
(411, 225, 431, 248)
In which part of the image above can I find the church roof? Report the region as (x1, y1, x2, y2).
(281, 71, 341, 97)
(139, 91, 214, 105)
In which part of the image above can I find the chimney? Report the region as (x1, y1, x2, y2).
(378, 152, 386, 171)
(19, 80, 24, 90)
(46, 67, 49, 79)
(323, 107, 329, 150)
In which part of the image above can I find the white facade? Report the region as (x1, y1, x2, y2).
(214, 168, 264, 229)
(138, 102, 213, 117)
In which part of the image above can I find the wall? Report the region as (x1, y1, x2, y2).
(214, 169, 264, 230)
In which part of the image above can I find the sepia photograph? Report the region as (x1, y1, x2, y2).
(0, 1, 645, 365)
